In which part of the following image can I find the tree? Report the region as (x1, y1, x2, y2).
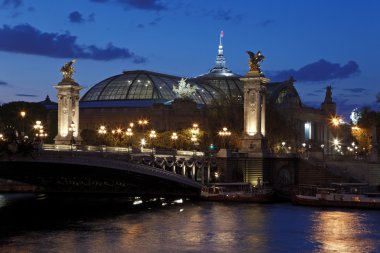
(0, 101, 51, 141)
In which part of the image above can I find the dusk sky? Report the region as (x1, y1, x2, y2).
(0, 0, 379, 118)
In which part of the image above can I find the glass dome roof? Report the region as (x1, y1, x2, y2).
(81, 70, 222, 105)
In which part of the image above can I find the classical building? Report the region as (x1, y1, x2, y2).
(46, 34, 336, 152)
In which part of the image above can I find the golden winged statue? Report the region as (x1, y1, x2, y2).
(246, 51, 265, 73)
(60, 59, 76, 81)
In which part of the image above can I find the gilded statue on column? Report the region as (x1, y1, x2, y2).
(246, 51, 265, 74)
(60, 59, 76, 81)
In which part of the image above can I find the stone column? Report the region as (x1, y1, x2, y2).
(256, 91, 262, 136)
(54, 80, 82, 145)
(261, 92, 266, 136)
(240, 75, 269, 155)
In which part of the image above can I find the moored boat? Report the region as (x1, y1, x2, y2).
(292, 183, 380, 209)
(201, 182, 274, 203)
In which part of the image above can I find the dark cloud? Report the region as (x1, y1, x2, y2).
(90, 0, 167, 11)
(269, 59, 360, 82)
(16, 93, 37, 97)
(68, 11, 85, 23)
(211, 9, 242, 23)
(343, 88, 367, 93)
(257, 19, 276, 27)
(137, 17, 162, 28)
(68, 11, 95, 24)
(0, 80, 8, 86)
(1, 0, 22, 8)
(0, 23, 146, 62)
(27, 6, 34, 12)
(306, 93, 319, 97)
(313, 89, 324, 93)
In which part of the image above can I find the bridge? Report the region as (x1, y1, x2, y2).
(0, 150, 204, 198)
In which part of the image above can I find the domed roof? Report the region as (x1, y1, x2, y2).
(81, 70, 221, 105)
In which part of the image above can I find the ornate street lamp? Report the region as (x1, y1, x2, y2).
(97, 125, 107, 151)
(138, 119, 148, 132)
(149, 130, 157, 154)
(126, 127, 133, 152)
(68, 121, 75, 150)
(140, 138, 146, 152)
(20, 111, 26, 138)
(218, 127, 231, 148)
(112, 128, 124, 146)
(171, 132, 178, 149)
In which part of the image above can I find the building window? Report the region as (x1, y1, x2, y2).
(305, 122, 312, 141)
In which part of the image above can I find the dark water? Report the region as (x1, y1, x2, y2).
(0, 194, 380, 253)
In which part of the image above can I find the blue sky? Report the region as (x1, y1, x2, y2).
(0, 0, 379, 118)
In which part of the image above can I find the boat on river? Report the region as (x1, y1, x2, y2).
(201, 182, 274, 203)
(292, 183, 380, 209)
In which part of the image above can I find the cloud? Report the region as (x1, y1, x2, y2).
(90, 0, 167, 11)
(68, 11, 85, 23)
(257, 19, 276, 27)
(206, 9, 242, 23)
(68, 11, 95, 24)
(16, 93, 37, 97)
(0, 80, 8, 86)
(269, 59, 360, 82)
(306, 93, 319, 97)
(1, 0, 22, 8)
(137, 17, 162, 28)
(343, 88, 367, 93)
(0, 23, 146, 62)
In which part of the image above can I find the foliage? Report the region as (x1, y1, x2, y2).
(0, 101, 54, 142)
(265, 106, 303, 152)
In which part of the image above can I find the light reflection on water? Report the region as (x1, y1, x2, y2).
(0, 194, 379, 253)
(310, 211, 376, 253)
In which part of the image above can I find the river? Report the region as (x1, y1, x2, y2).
(0, 194, 379, 253)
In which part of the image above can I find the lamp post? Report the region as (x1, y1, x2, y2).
(68, 121, 75, 151)
(149, 130, 157, 154)
(34, 120, 47, 153)
(97, 125, 107, 151)
(218, 127, 231, 148)
(138, 119, 148, 132)
(20, 111, 26, 138)
(171, 132, 178, 149)
(140, 138, 146, 152)
(126, 128, 133, 153)
(112, 128, 123, 146)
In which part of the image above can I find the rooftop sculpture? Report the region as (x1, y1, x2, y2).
(246, 51, 265, 74)
(60, 59, 76, 82)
